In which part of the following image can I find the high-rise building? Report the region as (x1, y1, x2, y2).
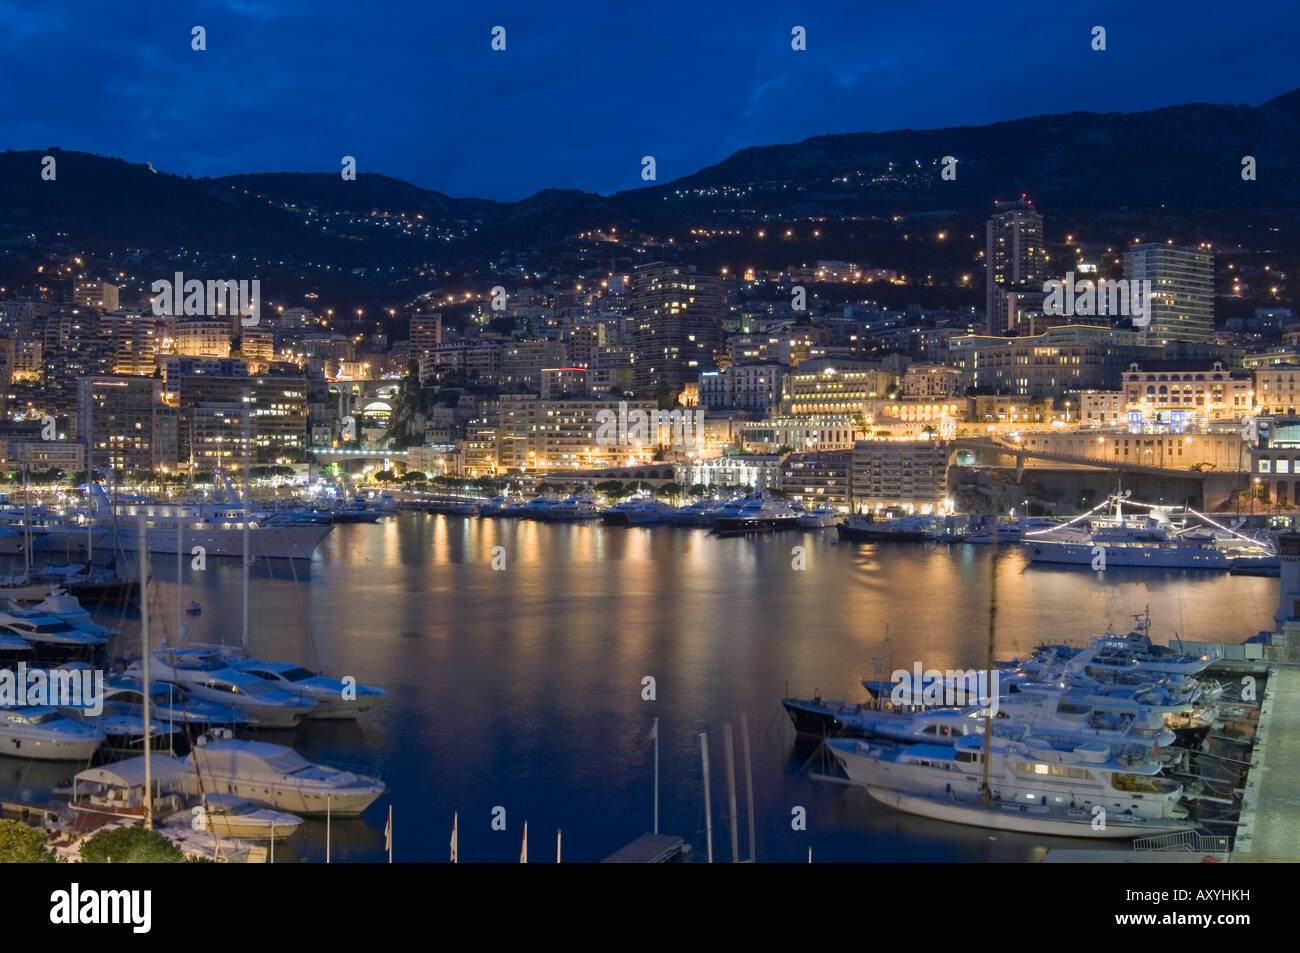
(409, 313, 442, 369)
(985, 198, 1045, 334)
(631, 262, 723, 399)
(1124, 243, 1214, 343)
(73, 280, 119, 312)
(77, 375, 172, 471)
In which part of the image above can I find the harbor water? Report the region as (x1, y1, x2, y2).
(0, 514, 1279, 861)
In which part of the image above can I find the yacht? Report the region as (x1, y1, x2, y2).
(1024, 496, 1272, 570)
(0, 630, 35, 665)
(602, 498, 677, 526)
(837, 513, 939, 542)
(128, 650, 317, 728)
(714, 494, 801, 534)
(101, 677, 253, 731)
(543, 495, 603, 522)
(181, 732, 386, 816)
(670, 499, 717, 526)
(827, 732, 1193, 838)
(0, 610, 107, 662)
(91, 476, 332, 560)
(0, 706, 103, 761)
(7, 589, 117, 640)
(795, 507, 843, 529)
(229, 660, 389, 719)
(67, 754, 189, 821)
(189, 793, 304, 841)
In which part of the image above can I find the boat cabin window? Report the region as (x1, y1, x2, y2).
(956, 750, 982, 763)
(275, 667, 314, 682)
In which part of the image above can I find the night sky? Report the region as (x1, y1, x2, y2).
(3, 0, 1295, 200)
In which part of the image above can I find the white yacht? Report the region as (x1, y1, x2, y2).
(128, 649, 317, 728)
(827, 732, 1193, 838)
(188, 793, 303, 841)
(1024, 496, 1272, 570)
(543, 495, 603, 521)
(229, 660, 389, 719)
(181, 733, 386, 816)
(91, 477, 332, 559)
(7, 589, 117, 640)
(101, 677, 254, 731)
(0, 610, 107, 662)
(795, 507, 843, 529)
(0, 706, 103, 761)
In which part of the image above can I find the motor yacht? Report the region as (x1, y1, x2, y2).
(181, 732, 385, 816)
(0, 706, 103, 761)
(827, 732, 1193, 838)
(229, 660, 389, 719)
(128, 649, 317, 728)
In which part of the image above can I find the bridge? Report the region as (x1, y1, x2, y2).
(948, 437, 1237, 479)
(310, 447, 408, 465)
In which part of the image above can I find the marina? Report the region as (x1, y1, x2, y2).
(0, 508, 1295, 863)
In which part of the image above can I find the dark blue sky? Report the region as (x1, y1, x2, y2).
(4, 0, 1296, 201)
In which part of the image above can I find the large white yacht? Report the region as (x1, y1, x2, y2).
(827, 731, 1193, 838)
(181, 732, 385, 816)
(1024, 496, 1272, 570)
(91, 476, 332, 559)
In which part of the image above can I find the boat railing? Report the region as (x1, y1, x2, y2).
(1132, 830, 1231, 854)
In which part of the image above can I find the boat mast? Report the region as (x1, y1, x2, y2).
(980, 503, 999, 805)
(21, 463, 30, 584)
(139, 514, 152, 829)
(241, 389, 251, 655)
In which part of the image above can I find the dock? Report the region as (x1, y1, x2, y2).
(601, 832, 688, 863)
(1230, 663, 1300, 862)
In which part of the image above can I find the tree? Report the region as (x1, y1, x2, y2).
(659, 482, 683, 500)
(0, 818, 53, 862)
(80, 826, 184, 863)
(594, 480, 625, 497)
(372, 470, 397, 483)
(401, 471, 428, 483)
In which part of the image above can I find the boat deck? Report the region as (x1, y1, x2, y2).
(1232, 664, 1300, 862)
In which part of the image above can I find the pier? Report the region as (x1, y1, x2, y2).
(1229, 664, 1300, 861)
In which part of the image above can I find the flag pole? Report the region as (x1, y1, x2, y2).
(451, 812, 458, 863)
(326, 795, 331, 864)
(556, 828, 562, 864)
(520, 821, 527, 863)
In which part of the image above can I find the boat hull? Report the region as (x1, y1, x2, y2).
(864, 787, 1195, 839)
(99, 523, 332, 559)
(1027, 541, 1231, 570)
(0, 733, 101, 761)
